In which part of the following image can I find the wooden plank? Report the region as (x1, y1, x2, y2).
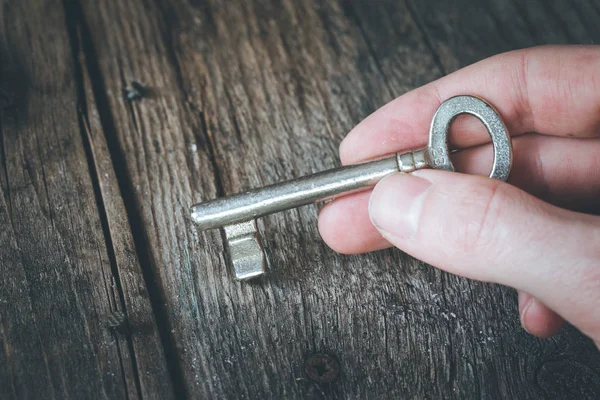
(75, 0, 600, 398)
(71, 13, 178, 400)
(74, 0, 231, 397)
(0, 1, 173, 398)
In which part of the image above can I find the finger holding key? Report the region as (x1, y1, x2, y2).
(318, 44, 600, 344)
(320, 45, 600, 254)
(319, 134, 600, 255)
(367, 168, 600, 346)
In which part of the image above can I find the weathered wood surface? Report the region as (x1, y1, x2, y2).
(0, 1, 174, 398)
(1, 0, 600, 399)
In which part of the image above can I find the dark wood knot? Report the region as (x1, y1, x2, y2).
(106, 310, 129, 334)
(304, 353, 340, 383)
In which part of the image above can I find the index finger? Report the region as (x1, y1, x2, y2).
(340, 44, 600, 166)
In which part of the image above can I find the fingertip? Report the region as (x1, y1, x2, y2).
(520, 297, 565, 339)
(338, 112, 375, 166)
(317, 202, 355, 254)
(338, 92, 433, 165)
(317, 191, 391, 254)
(337, 135, 353, 166)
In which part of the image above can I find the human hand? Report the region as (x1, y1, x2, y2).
(317, 45, 600, 348)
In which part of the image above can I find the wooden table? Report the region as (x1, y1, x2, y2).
(2, 0, 599, 398)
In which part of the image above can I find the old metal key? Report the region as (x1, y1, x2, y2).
(190, 95, 513, 281)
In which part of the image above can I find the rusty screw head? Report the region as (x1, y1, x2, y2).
(304, 353, 340, 383)
(106, 310, 129, 334)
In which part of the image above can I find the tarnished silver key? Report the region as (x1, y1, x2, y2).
(190, 95, 513, 281)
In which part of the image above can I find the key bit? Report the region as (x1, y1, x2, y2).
(191, 95, 513, 281)
(222, 220, 266, 280)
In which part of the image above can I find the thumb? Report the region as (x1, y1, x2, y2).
(368, 169, 600, 343)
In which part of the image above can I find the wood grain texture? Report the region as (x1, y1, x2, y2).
(73, 0, 600, 398)
(0, 1, 173, 398)
(72, 14, 177, 398)
(2, 0, 600, 398)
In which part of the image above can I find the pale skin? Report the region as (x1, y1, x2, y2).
(317, 45, 600, 348)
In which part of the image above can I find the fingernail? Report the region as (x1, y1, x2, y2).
(368, 173, 431, 239)
(518, 292, 531, 312)
(519, 296, 534, 334)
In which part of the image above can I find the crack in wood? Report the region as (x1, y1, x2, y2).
(61, 0, 180, 398)
(62, 3, 143, 399)
(0, 119, 14, 223)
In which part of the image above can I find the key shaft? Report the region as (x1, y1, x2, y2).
(191, 149, 428, 231)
